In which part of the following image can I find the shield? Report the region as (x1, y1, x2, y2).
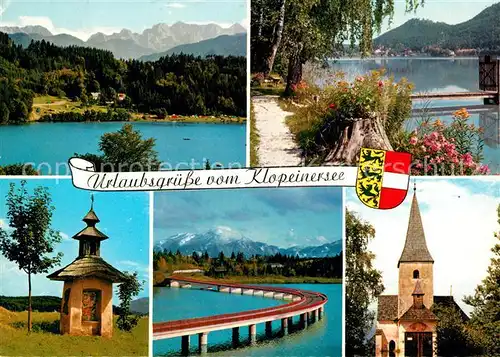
(356, 148, 412, 209)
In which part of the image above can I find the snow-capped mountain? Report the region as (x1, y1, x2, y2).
(154, 228, 342, 258)
(2, 22, 246, 59)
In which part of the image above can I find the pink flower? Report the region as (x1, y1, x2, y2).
(329, 103, 336, 110)
(410, 136, 418, 145)
(378, 80, 384, 87)
(356, 76, 364, 82)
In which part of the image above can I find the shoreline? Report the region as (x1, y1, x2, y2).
(2, 117, 247, 126)
(154, 274, 342, 285)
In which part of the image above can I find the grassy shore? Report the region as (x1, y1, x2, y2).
(30, 95, 246, 124)
(0, 308, 148, 356)
(250, 101, 260, 166)
(155, 272, 341, 285)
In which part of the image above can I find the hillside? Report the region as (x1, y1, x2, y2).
(139, 34, 246, 61)
(0, 295, 149, 315)
(374, 2, 500, 51)
(0, 32, 246, 125)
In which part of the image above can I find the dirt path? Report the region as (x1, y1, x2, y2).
(33, 100, 67, 107)
(252, 96, 302, 167)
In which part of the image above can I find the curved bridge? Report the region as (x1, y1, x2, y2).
(153, 276, 328, 354)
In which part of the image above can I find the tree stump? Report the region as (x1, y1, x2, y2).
(322, 113, 393, 165)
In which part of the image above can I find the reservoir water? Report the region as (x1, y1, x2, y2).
(153, 284, 342, 357)
(328, 57, 500, 172)
(0, 122, 246, 175)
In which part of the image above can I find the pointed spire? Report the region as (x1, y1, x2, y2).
(83, 194, 99, 226)
(398, 190, 434, 267)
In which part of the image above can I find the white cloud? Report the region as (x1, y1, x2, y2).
(0, 16, 121, 41)
(59, 232, 70, 241)
(0, 0, 11, 17)
(164, 3, 186, 8)
(347, 178, 500, 315)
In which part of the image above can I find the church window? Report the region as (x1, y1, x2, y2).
(82, 289, 101, 322)
(413, 270, 420, 279)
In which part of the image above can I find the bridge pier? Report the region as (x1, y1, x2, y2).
(249, 324, 257, 344)
(300, 313, 308, 328)
(281, 317, 288, 335)
(313, 309, 319, 322)
(232, 327, 239, 346)
(198, 332, 208, 354)
(265, 321, 272, 337)
(319, 306, 324, 320)
(181, 335, 190, 355)
(288, 317, 293, 329)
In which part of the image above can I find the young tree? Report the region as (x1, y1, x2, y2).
(463, 204, 500, 355)
(345, 210, 384, 356)
(0, 181, 63, 332)
(117, 271, 143, 332)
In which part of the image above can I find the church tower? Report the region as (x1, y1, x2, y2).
(397, 187, 434, 318)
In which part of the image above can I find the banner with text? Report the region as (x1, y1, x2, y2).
(69, 148, 412, 209)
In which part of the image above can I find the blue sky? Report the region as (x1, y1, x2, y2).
(154, 187, 343, 248)
(0, 178, 150, 302)
(0, 0, 247, 40)
(347, 177, 500, 314)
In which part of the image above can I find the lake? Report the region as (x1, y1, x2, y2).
(0, 122, 246, 175)
(328, 57, 500, 173)
(153, 284, 342, 357)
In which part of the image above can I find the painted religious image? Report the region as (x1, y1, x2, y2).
(345, 178, 500, 357)
(152, 188, 343, 356)
(0, 179, 149, 356)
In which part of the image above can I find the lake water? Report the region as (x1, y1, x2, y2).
(328, 57, 500, 172)
(0, 122, 246, 175)
(153, 284, 342, 357)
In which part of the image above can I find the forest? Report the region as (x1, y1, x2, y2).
(0, 32, 246, 124)
(154, 250, 342, 280)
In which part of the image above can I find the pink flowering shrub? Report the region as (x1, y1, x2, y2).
(403, 109, 489, 175)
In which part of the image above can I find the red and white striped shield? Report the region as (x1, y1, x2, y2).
(356, 148, 412, 209)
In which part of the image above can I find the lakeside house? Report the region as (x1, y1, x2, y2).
(117, 93, 127, 101)
(90, 92, 101, 100)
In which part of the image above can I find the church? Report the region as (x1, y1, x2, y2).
(375, 188, 467, 357)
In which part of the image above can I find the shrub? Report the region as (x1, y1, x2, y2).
(251, 72, 265, 87)
(401, 109, 489, 175)
(287, 70, 413, 162)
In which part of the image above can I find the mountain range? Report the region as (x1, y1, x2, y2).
(374, 2, 500, 50)
(154, 229, 342, 258)
(139, 33, 246, 61)
(1, 22, 246, 59)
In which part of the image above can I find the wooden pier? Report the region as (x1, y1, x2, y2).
(410, 55, 500, 106)
(409, 56, 500, 148)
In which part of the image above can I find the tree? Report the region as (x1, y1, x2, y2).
(431, 303, 480, 356)
(252, 0, 424, 91)
(0, 181, 63, 332)
(117, 271, 143, 332)
(345, 210, 384, 356)
(463, 204, 500, 355)
(76, 124, 160, 172)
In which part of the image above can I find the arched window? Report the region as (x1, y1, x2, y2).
(413, 270, 420, 279)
